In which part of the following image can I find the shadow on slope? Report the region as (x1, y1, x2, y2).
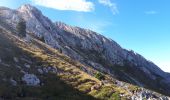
(0, 29, 98, 100)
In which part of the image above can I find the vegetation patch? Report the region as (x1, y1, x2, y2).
(94, 72, 105, 80)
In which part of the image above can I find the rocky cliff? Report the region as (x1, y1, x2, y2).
(0, 4, 170, 99)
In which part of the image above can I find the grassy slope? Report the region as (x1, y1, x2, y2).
(0, 29, 98, 100)
(0, 28, 165, 100)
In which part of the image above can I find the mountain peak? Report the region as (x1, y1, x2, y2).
(18, 4, 41, 14)
(18, 4, 34, 10)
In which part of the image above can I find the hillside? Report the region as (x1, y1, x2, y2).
(1, 21, 170, 100)
(0, 4, 170, 100)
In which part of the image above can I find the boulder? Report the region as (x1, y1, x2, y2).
(22, 73, 40, 86)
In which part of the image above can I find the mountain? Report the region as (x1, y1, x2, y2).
(0, 4, 170, 100)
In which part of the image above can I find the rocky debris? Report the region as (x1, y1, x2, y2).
(16, 65, 21, 69)
(13, 57, 19, 63)
(37, 68, 43, 74)
(20, 70, 27, 74)
(21, 57, 32, 64)
(1, 62, 10, 67)
(24, 63, 30, 68)
(42, 66, 58, 74)
(37, 66, 58, 74)
(131, 88, 170, 100)
(10, 78, 17, 86)
(22, 73, 40, 86)
(111, 80, 170, 100)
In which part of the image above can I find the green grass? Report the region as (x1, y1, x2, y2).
(109, 92, 121, 100)
(94, 72, 105, 80)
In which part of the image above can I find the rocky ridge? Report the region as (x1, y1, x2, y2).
(0, 4, 170, 99)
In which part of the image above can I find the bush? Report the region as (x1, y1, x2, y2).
(94, 72, 105, 80)
(109, 92, 121, 100)
(39, 36, 45, 42)
(16, 19, 26, 37)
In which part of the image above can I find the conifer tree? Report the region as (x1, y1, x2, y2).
(16, 19, 26, 37)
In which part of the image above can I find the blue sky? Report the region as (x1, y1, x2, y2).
(0, 0, 170, 72)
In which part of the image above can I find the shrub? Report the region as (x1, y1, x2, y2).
(94, 72, 105, 80)
(109, 92, 121, 100)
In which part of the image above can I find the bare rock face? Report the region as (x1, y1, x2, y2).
(1, 4, 170, 96)
(0, 4, 61, 49)
(54, 21, 170, 94)
(18, 4, 62, 49)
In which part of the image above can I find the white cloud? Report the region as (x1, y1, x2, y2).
(30, 0, 94, 12)
(98, 0, 113, 6)
(98, 0, 118, 15)
(145, 10, 158, 15)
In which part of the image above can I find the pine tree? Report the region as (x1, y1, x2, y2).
(16, 19, 26, 37)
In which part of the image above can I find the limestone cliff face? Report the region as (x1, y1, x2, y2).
(1, 4, 170, 96)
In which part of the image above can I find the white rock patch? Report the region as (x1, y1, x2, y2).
(37, 68, 43, 74)
(42, 66, 58, 74)
(24, 64, 31, 68)
(20, 70, 27, 74)
(10, 78, 17, 86)
(22, 74, 40, 86)
(13, 57, 19, 63)
(16, 65, 21, 69)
